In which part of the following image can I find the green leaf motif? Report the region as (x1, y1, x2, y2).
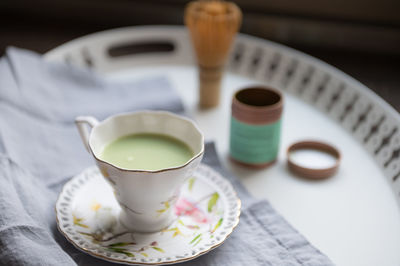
(75, 222, 89, 228)
(188, 177, 196, 191)
(211, 218, 223, 233)
(77, 231, 92, 237)
(207, 193, 219, 212)
(156, 201, 170, 216)
(194, 237, 202, 246)
(165, 227, 184, 237)
(73, 214, 89, 228)
(141, 253, 148, 257)
(107, 248, 135, 257)
(190, 233, 202, 244)
(152, 247, 165, 253)
(108, 247, 125, 252)
(121, 251, 135, 257)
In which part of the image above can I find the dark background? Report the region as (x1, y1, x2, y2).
(1, 0, 399, 110)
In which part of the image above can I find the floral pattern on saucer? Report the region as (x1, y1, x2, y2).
(56, 164, 241, 265)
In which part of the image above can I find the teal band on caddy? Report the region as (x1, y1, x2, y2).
(230, 117, 281, 164)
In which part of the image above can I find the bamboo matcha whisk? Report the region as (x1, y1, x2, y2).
(185, 0, 242, 108)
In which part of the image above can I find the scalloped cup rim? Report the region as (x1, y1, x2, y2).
(88, 110, 205, 174)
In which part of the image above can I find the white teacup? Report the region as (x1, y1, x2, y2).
(75, 111, 204, 233)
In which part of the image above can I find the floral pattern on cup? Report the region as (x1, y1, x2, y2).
(75, 111, 204, 233)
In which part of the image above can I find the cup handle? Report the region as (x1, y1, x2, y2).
(75, 116, 99, 152)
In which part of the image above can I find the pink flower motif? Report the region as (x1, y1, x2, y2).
(175, 198, 209, 224)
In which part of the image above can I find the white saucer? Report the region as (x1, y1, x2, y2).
(56, 164, 241, 265)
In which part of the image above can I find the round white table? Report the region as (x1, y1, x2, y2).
(46, 26, 400, 265)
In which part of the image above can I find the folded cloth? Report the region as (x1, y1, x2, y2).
(0, 47, 333, 265)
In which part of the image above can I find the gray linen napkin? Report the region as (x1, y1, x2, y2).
(0, 47, 333, 265)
